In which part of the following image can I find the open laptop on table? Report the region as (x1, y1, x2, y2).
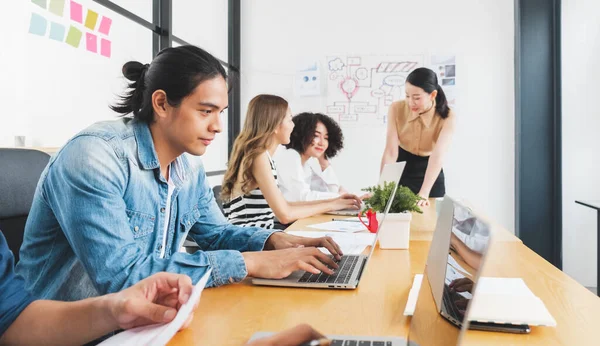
(426, 196, 532, 334)
(251, 178, 400, 290)
(250, 198, 476, 345)
(326, 162, 406, 216)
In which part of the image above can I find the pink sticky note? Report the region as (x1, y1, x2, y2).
(98, 16, 112, 35)
(70, 1, 82, 23)
(86, 32, 97, 53)
(100, 38, 111, 58)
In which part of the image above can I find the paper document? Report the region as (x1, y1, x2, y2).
(476, 277, 536, 297)
(99, 269, 212, 346)
(404, 274, 423, 316)
(307, 218, 368, 233)
(287, 231, 375, 255)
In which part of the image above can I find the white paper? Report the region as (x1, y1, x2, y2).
(99, 269, 212, 346)
(326, 54, 424, 128)
(295, 60, 321, 96)
(287, 230, 376, 255)
(307, 219, 369, 233)
(404, 274, 423, 316)
(476, 277, 536, 298)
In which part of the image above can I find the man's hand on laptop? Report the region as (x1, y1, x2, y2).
(242, 247, 339, 279)
(264, 232, 343, 260)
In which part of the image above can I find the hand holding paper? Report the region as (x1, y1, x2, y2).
(99, 269, 212, 346)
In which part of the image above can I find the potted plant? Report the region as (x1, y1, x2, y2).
(361, 181, 423, 249)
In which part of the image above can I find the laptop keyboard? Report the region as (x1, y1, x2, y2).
(298, 255, 360, 284)
(330, 340, 393, 346)
(442, 285, 466, 320)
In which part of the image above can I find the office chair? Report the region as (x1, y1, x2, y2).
(0, 148, 51, 262)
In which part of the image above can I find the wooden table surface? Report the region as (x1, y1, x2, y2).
(169, 203, 600, 345)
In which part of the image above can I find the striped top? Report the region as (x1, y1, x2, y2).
(223, 152, 277, 229)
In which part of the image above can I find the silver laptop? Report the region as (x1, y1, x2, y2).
(426, 196, 530, 334)
(249, 202, 474, 345)
(252, 180, 400, 290)
(326, 162, 406, 216)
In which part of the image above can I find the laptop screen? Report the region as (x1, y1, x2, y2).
(407, 197, 493, 345)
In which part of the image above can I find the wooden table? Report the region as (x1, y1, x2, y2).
(169, 204, 600, 345)
(575, 200, 600, 297)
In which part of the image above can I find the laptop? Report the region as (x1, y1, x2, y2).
(249, 202, 474, 345)
(426, 196, 531, 334)
(251, 179, 400, 289)
(326, 162, 406, 216)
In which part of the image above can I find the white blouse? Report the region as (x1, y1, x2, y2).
(274, 148, 341, 202)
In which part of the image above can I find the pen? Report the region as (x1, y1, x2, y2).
(332, 218, 361, 222)
(300, 338, 330, 346)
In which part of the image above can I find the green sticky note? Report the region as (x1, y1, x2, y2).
(84, 9, 98, 30)
(48, 0, 65, 17)
(31, 0, 47, 9)
(65, 25, 82, 47)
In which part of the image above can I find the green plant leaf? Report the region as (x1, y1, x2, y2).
(361, 181, 423, 214)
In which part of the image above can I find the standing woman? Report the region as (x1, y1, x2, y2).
(380, 67, 455, 207)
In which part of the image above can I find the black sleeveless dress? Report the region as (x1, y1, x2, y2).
(397, 146, 445, 197)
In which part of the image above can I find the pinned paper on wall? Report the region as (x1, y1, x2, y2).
(86, 32, 97, 53)
(65, 25, 82, 47)
(49, 22, 66, 41)
(31, 0, 47, 9)
(98, 16, 112, 35)
(28, 13, 48, 36)
(70, 1, 82, 23)
(84, 9, 98, 30)
(100, 38, 111, 58)
(430, 55, 457, 106)
(48, 0, 66, 17)
(295, 60, 321, 97)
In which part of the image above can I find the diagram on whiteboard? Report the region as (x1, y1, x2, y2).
(326, 55, 423, 127)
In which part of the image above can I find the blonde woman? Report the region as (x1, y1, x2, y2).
(221, 94, 361, 229)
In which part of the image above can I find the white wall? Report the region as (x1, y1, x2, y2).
(0, 0, 229, 172)
(241, 0, 515, 231)
(562, 0, 600, 287)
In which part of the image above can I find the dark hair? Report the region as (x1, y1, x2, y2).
(285, 112, 344, 159)
(111, 45, 228, 123)
(406, 67, 450, 119)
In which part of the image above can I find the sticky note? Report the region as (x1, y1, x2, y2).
(100, 38, 111, 58)
(49, 22, 66, 41)
(65, 25, 82, 47)
(84, 9, 98, 30)
(28, 13, 47, 36)
(49, 0, 65, 16)
(70, 1, 82, 23)
(85, 32, 97, 53)
(31, 0, 47, 9)
(98, 16, 112, 35)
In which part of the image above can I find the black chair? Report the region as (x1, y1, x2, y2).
(212, 184, 225, 216)
(0, 148, 50, 262)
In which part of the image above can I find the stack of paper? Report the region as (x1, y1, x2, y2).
(307, 218, 368, 233)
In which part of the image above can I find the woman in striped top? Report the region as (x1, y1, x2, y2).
(221, 94, 362, 229)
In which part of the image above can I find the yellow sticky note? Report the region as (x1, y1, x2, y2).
(84, 9, 98, 30)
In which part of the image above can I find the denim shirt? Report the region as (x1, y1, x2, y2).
(16, 118, 276, 301)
